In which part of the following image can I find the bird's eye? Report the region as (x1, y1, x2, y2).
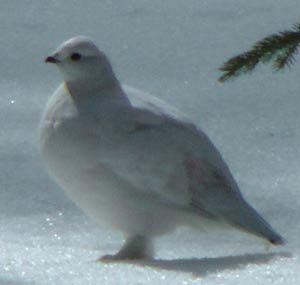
(70, 53, 81, 61)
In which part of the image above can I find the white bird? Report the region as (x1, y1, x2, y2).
(40, 36, 284, 261)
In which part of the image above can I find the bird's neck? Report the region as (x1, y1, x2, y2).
(65, 76, 129, 113)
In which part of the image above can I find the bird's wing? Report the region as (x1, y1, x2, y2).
(123, 85, 191, 123)
(123, 84, 243, 206)
(121, 86, 283, 243)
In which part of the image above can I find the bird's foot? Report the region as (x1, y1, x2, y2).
(99, 251, 149, 263)
(98, 235, 153, 263)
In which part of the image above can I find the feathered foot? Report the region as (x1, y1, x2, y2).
(99, 235, 153, 263)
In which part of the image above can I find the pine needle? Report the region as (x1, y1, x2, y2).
(219, 23, 300, 82)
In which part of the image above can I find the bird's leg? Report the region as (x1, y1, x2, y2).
(99, 235, 154, 262)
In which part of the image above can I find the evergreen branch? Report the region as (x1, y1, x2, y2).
(219, 23, 300, 82)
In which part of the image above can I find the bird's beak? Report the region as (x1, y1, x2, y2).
(45, 54, 60, 64)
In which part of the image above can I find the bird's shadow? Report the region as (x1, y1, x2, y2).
(130, 251, 291, 277)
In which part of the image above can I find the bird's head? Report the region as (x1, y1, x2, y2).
(45, 36, 115, 85)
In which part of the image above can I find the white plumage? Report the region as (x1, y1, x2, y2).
(40, 36, 284, 261)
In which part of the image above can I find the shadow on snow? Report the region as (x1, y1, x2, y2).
(133, 251, 290, 277)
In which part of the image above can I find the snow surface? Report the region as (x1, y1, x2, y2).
(1, 0, 300, 284)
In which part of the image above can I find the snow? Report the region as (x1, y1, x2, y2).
(1, 0, 300, 284)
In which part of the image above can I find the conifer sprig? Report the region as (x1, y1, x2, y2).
(219, 23, 300, 82)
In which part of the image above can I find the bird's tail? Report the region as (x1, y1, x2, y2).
(223, 199, 285, 245)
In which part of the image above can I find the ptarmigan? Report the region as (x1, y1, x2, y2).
(40, 36, 284, 261)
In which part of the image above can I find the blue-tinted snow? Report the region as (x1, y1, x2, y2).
(0, 0, 299, 284)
